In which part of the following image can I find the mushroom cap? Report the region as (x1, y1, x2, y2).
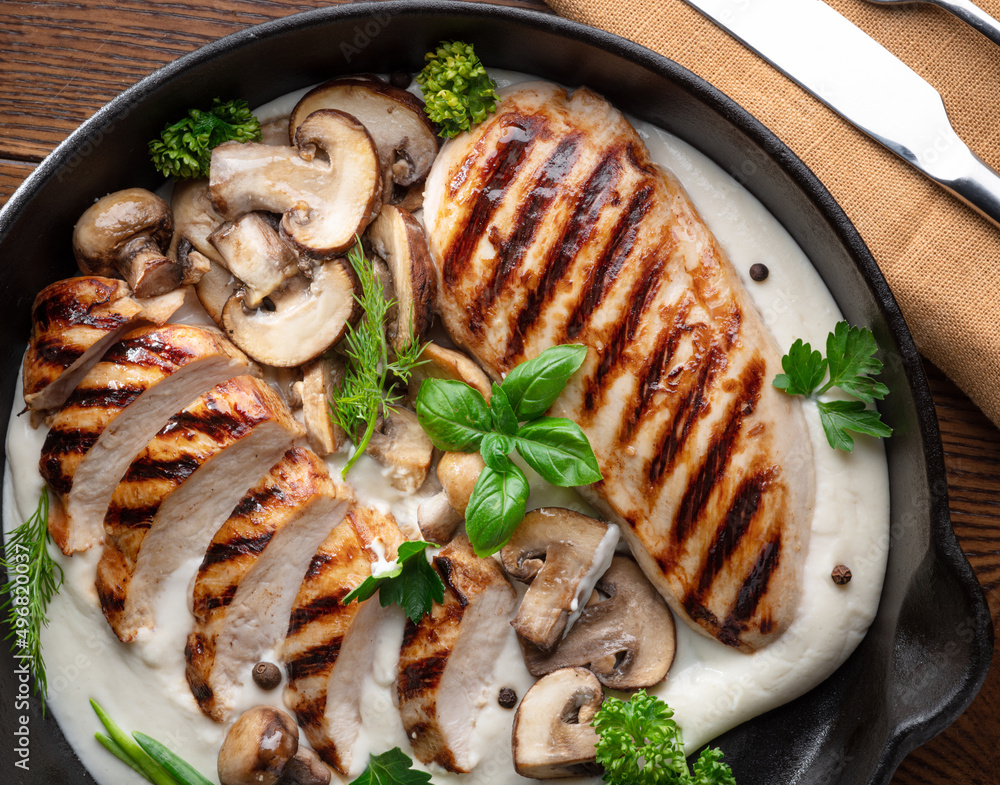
(437, 452, 485, 516)
(221, 260, 357, 367)
(210, 109, 381, 259)
(512, 666, 603, 779)
(365, 205, 437, 352)
(520, 556, 675, 690)
(501, 508, 619, 651)
(73, 187, 173, 273)
(288, 78, 438, 201)
(218, 705, 298, 785)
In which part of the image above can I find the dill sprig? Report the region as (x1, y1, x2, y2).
(1, 488, 64, 707)
(331, 240, 424, 478)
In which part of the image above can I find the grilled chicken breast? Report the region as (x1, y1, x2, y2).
(423, 82, 815, 652)
(22, 277, 183, 412)
(185, 447, 351, 721)
(40, 324, 249, 554)
(95, 375, 304, 642)
(396, 535, 516, 772)
(283, 507, 404, 775)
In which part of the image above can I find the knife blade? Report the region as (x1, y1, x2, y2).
(682, 0, 1000, 229)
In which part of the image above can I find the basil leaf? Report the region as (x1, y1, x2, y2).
(490, 383, 518, 435)
(465, 460, 529, 557)
(500, 344, 587, 421)
(515, 417, 603, 487)
(415, 379, 492, 452)
(481, 432, 514, 472)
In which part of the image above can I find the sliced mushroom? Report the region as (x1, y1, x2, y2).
(209, 212, 302, 308)
(512, 667, 603, 779)
(521, 556, 675, 690)
(218, 705, 331, 785)
(408, 342, 493, 403)
(196, 258, 239, 326)
(210, 109, 381, 259)
(365, 407, 434, 493)
(501, 510, 619, 651)
(221, 261, 357, 367)
(73, 188, 195, 297)
(289, 78, 438, 205)
(417, 492, 464, 545)
(301, 354, 347, 455)
(366, 205, 436, 351)
(168, 179, 225, 264)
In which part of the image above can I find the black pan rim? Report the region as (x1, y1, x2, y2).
(0, 2, 991, 783)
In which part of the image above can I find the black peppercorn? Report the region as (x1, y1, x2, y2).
(252, 661, 282, 690)
(831, 564, 852, 585)
(498, 687, 517, 709)
(749, 263, 769, 282)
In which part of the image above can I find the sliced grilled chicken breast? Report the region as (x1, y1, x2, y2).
(185, 447, 352, 721)
(22, 277, 183, 412)
(423, 82, 815, 652)
(283, 507, 404, 775)
(95, 375, 305, 642)
(39, 324, 249, 554)
(397, 535, 517, 772)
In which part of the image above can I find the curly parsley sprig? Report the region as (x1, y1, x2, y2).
(416, 41, 499, 138)
(593, 691, 737, 785)
(330, 240, 425, 478)
(1, 489, 63, 707)
(773, 320, 892, 452)
(148, 98, 261, 179)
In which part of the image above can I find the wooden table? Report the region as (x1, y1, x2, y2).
(1, 0, 996, 782)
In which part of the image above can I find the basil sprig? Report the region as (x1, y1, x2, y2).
(415, 344, 602, 557)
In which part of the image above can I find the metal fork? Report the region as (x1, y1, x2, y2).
(864, 0, 1000, 47)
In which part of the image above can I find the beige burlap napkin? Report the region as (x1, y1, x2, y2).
(545, 0, 1000, 427)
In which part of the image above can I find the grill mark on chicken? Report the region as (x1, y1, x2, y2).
(122, 455, 201, 483)
(471, 134, 583, 330)
(103, 504, 160, 531)
(505, 154, 630, 363)
(582, 256, 667, 416)
(286, 640, 344, 681)
(230, 484, 288, 517)
(162, 406, 256, 441)
(200, 531, 274, 569)
(719, 535, 782, 647)
(695, 470, 772, 596)
(201, 585, 238, 614)
(647, 341, 720, 481)
(441, 113, 546, 288)
(31, 278, 123, 328)
(286, 594, 349, 637)
(671, 358, 764, 546)
(398, 653, 450, 701)
(64, 386, 145, 410)
(31, 337, 85, 370)
(434, 555, 469, 607)
(100, 333, 196, 370)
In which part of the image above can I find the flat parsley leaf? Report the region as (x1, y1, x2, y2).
(593, 690, 736, 785)
(773, 321, 892, 452)
(350, 748, 433, 785)
(343, 541, 444, 623)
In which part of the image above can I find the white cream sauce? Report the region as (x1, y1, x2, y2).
(3, 70, 889, 784)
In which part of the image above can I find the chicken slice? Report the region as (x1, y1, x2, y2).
(423, 82, 815, 652)
(39, 323, 249, 554)
(95, 375, 305, 642)
(22, 277, 183, 412)
(397, 535, 517, 772)
(185, 447, 352, 721)
(282, 507, 404, 775)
